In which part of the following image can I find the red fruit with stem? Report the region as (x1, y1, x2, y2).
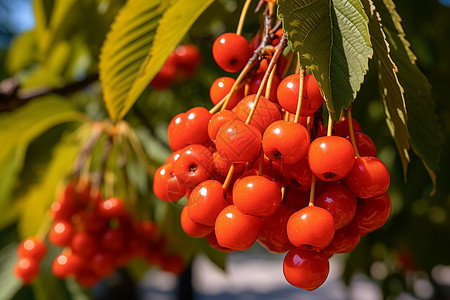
(101, 228, 125, 252)
(262, 120, 310, 164)
(253, 154, 283, 181)
(353, 193, 391, 235)
(333, 117, 362, 137)
(281, 156, 312, 191)
(233, 94, 281, 133)
(346, 132, 377, 157)
(49, 221, 75, 247)
(52, 252, 73, 278)
(173, 144, 214, 189)
(287, 206, 335, 250)
(17, 237, 47, 261)
(14, 258, 40, 284)
(212, 33, 250, 73)
(153, 163, 187, 202)
(98, 197, 126, 218)
(277, 74, 324, 116)
(322, 221, 360, 255)
(215, 120, 262, 163)
(314, 182, 357, 229)
(283, 249, 330, 291)
(232, 175, 282, 217)
(206, 231, 235, 252)
(209, 77, 244, 109)
(249, 72, 281, 102)
(258, 203, 295, 253)
(208, 110, 238, 143)
(187, 180, 228, 226)
(167, 107, 211, 151)
(215, 205, 264, 250)
(212, 151, 245, 180)
(308, 136, 355, 181)
(345, 156, 390, 199)
(180, 205, 214, 238)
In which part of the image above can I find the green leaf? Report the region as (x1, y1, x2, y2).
(0, 244, 22, 300)
(277, 0, 373, 119)
(17, 130, 84, 239)
(361, 0, 410, 176)
(99, 0, 215, 122)
(374, 0, 443, 189)
(0, 96, 86, 229)
(5, 30, 38, 75)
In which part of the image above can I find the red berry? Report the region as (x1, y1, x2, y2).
(212, 151, 245, 180)
(345, 132, 377, 157)
(14, 258, 39, 284)
(258, 203, 295, 253)
(283, 188, 310, 210)
(354, 193, 391, 235)
(167, 107, 211, 151)
(180, 205, 214, 238)
(161, 253, 185, 275)
(150, 53, 177, 90)
(262, 120, 310, 164)
(283, 249, 329, 291)
(248, 73, 281, 102)
(212, 33, 250, 73)
(208, 110, 238, 143)
(71, 232, 99, 259)
(215, 205, 263, 250)
(287, 206, 335, 250)
(215, 120, 262, 163)
(173, 144, 214, 189)
(98, 197, 126, 218)
(52, 252, 72, 279)
(101, 228, 125, 252)
(308, 136, 355, 181)
(153, 163, 187, 202)
(205, 231, 234, 252)
(333, 117, 362, 137)
(253, 154, 284, 181)
(174, 44, 202, 78)
(233, 94, 281, 133)
(17, 237, 47, 261)
(76, 269, 100, 288)
(281, 156, 313, 191)
(80, 211, 109, 234)
(345, 156, 390, 199)
(49, 221, 75, 247)
(92, 252, 116, 277)
(322, 221, 360, 255)
(314, 182, 357, 229)
(232, 175, 282, 217)
(277, 74, 324, 116)
(209, 77, 244, 109)
(187, 180, 227, 226)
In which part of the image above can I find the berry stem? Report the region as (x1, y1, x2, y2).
(308, 174, 316, 207)
(327, 113, 333, 137)
(72, 122, 104, 176)
(245, 34, 287, 124)
(284, 111, 290, 121)
(265, 63, 277, 99)
(347, 108, 361, 158)
(218, 62, 255, 112)
(306, 116, 312, 133)
(222, 163, 236, 191)
(293, 65, 306, 123)
(258, 152, 264, 175)
(236, 0, 253, 36)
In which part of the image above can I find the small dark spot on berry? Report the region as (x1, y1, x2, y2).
(189, 164, 198, 172)
(229, 58, 238, 66)
(303, 244, 314, 250)
(273, 150, 283, 160)
(323, 172, 336, 179)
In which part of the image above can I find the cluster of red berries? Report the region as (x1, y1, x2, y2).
(14, 180, 185, 287)
(153, 30, 392, 291)
(150, 44, 202, 90)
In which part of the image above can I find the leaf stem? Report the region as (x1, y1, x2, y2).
(347, 108, 360, 158)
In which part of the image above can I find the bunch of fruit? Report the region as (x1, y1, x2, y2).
(14, 179, 185, 287)
(150, 44, 202, 90)
(153, 13, 391, 291)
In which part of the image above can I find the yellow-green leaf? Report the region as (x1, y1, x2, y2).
(18, 129, 85, 239)
(99, 0, 215, 122)
(0, 96, 86, 229)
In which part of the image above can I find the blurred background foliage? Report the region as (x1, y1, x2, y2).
(0, 0, 450, 299)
